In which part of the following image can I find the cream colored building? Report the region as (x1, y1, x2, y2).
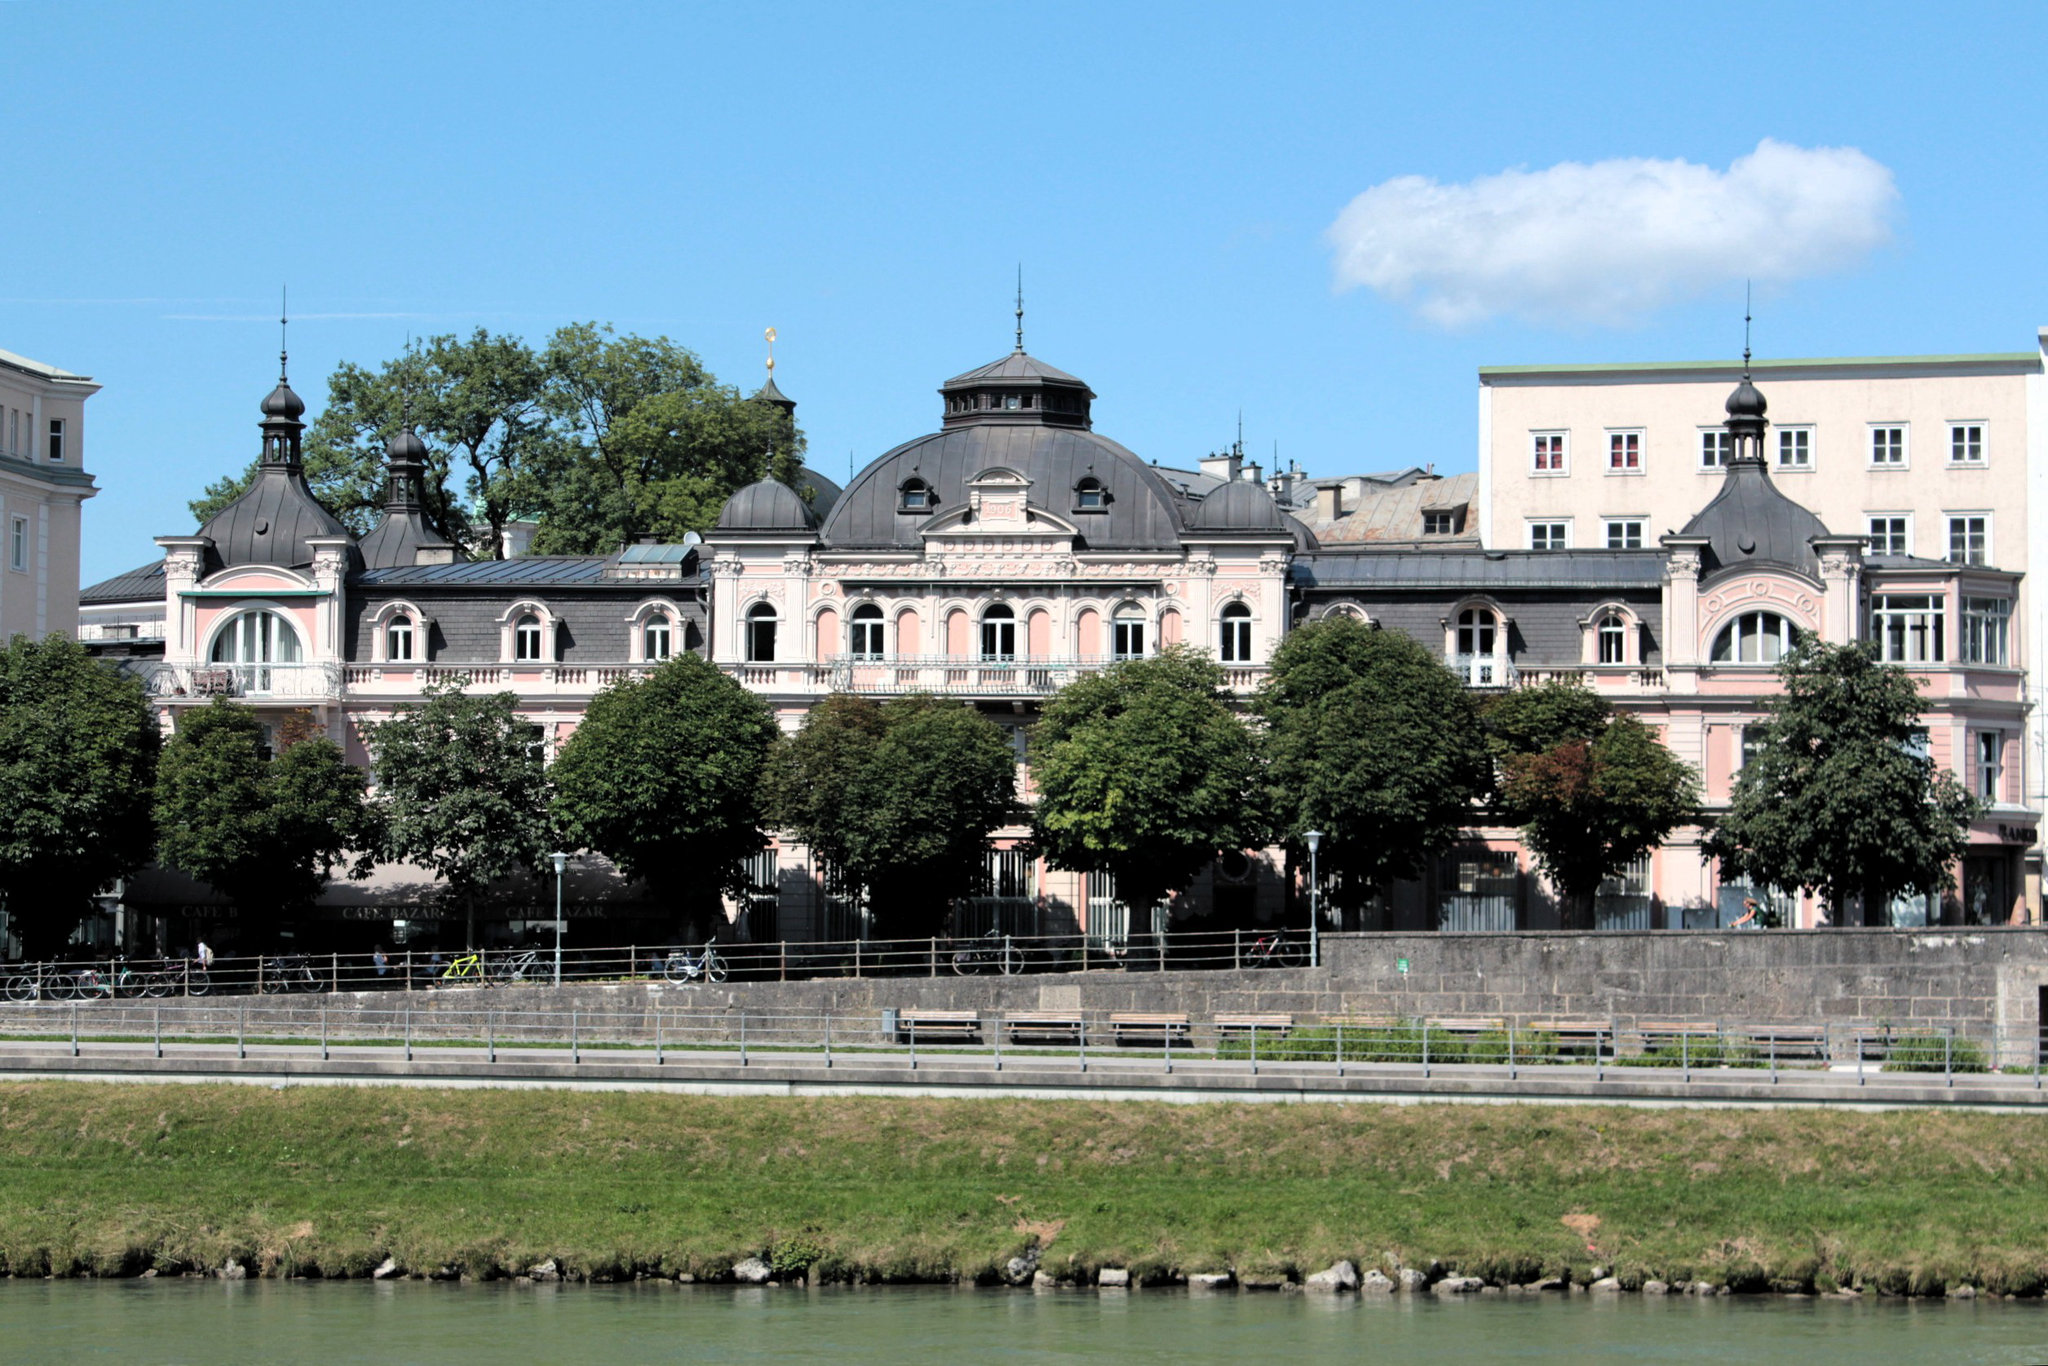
(1479, 332, 2048, 810)
(0, 348, 99, 641)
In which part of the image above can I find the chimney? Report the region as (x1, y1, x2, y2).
(1199, 449, 1242, 482)
(500, 519, 538, 558)
(1316, 483, 1344, 521)
(1241, 461, 1262, 484)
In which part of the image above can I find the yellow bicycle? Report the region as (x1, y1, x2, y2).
(437, 952, 488, 986)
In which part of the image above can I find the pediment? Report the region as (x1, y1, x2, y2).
(197, 565, 317, 593)
(921, 500, 1081, 540)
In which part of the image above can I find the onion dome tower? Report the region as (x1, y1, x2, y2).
(1676, 335, 1830, 576)
(359, 426, 460, 569)
(195, 340, 356, 571)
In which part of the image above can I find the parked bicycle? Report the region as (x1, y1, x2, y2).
(3, 964, 47, 1002)
(951, 928, 1023, 976)
(663, 942, 729, 985)
(1242, 930, 1306, 969)
(490, 948, 541, 983)
(438, 951, 488, 986)
(259, 953, 322, 994)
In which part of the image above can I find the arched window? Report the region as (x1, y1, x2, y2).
(643, 614, 673, 661)
(746, 602, 778, 663)
(1711, 611, 1795, 664)
(1112, 605, 1146, 661)
(1454, 607, 1503, 686)
(1219, 602, 1253, 663)
(980, 604, 1016, 661)
(849, 603, 885, 660)
(1074, 477, 1109, 511)
(1597, 612, 1628, 665)
(386, 614, 415, 663)
(513, 613, 545, 662)
(899, 478, 933, 513)
(210, 609, 302, 691)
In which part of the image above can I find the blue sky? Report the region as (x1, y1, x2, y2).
(4, 2, 2044, 583)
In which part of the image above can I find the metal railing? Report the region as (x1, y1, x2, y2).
(0, 1002, 2033, 1097)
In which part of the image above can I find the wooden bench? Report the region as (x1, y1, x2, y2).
(1109, 1012, 1191, 1046)
(1002, 1012, 1085, 1044)
(1738, 1024, 1830, 1062)
(1213, 1013, 1295, 1039)
(1428, 1016, 1508, 1035)
(893, 1009, 981, 1043)
(1636, 1020, 1720, 1043)
(1321, 1015, 1401, 1030)
(1527, 1019, 1612, 1054)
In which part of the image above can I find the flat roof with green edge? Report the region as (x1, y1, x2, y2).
(1480, 352, 2041, 380)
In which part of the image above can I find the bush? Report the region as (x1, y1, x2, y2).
(1214, 1022, 1562, 1066)
(1615, 1035, 1761, 1069)
(1881, 1033, 1989, 1073)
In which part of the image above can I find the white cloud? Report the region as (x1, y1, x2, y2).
(1325, 139, 1898, 328)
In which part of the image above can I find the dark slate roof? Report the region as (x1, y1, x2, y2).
(352, 556, 612, 588)
(81, 560, 165, 604)
(943, 352, 1089, 388)
(792, 465, 843, 521)
(1296, 549, 1666, 591)
(1678, 458, 1833, 578)
(716, 477, 820, 533)
(818, 425, 1189, 552)
(358, 510, 455, 570)
(1188, 478, 1288, 533)
(196, 462, 356, 572)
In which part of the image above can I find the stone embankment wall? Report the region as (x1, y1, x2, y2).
(71, 929, 2048, 1052)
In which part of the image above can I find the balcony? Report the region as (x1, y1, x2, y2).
(141, 662, 344, 702)
(340, 663, 661, 696)
(725, 655, 1269, 698)
(1448, 653, 1517, 689)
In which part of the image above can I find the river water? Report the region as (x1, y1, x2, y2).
(5, 1281, 2048, 1363)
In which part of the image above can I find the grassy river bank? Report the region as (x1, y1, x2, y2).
(1, 1083, 2044, 1296)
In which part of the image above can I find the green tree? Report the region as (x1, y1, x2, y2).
(1257, 617, 1491, 924)
(551, 654, 780, 936)
(367, 684, 551, 946)
(1484, 682, 1700, 930)
(1031, 648, 1264, 922)
(532, 322, 804, 552)
(153, 703, 373, 936)
(765, 693, 1019, 939)
(1705, 637, 1978, 925)
(0, 636, 160, 959)
(190, 330, 550, 558)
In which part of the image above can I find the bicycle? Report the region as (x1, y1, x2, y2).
(950, 928, 1023, 976)
(662, 942, 728, 985)
(1242, 931, 1306, 969)
(3, 965, 44, 1002)
(438, 951, 488, 986)
(490, 948, 541, 983)
(260, 954, 321, 994)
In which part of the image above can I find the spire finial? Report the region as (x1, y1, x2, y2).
(279, 284, 290, 381)
(1014, 265, 1024, 353)
(1742, 280, 1752, 377)
(765, 325, 777, 376)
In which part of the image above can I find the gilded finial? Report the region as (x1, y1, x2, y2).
(765, 326, 777, 375)
(1014, 266, 1024, 353)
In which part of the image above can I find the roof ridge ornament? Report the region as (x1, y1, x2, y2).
(1014, 265, 1024, 354)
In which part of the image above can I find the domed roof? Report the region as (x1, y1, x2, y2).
(1725, 376, 1767, 419)
(1679, 459, 1832, 577)
(1189, 478, 1287, 534)
(715, 477, 819, 534)
(198, 464, 354, 570)
(260, 378, 306, 421)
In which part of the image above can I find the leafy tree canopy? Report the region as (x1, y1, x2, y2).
(366, 684, 551, 944)
(765, 693, 1018, 938)
(1031, 648, 1264, 919)
(1257, 617, 1492, 916)
(551, 654, 780, 932)
(0, 636, 160, 959)
(191, 323, 803, 557)
(154, 703, 374, 935)
(1704, 637, 1978, 923)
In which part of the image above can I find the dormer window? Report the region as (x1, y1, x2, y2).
(1074, 477, 1110, 512)
(1423, 512, 1454, 536)
(387, 614, 416, 662)
(514, 613, 545, 662)
(899, 478, 934, 513)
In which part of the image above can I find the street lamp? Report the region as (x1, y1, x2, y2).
(1304, 830, 1323, 969)
(550, 851, 568, 986)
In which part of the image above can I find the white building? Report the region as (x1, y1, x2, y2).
(0, 348, 99, 640)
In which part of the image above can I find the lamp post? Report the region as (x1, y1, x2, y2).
(1304, 830, 1323, 969)
(550, 851, 568, 986)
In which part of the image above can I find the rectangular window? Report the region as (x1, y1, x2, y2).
(1978, 732, 2004, 802)
(1739, 724, 1768, 771)
(1111, 616, 1146, 661)
(1700, 430, 1732, 469)
(5, 410, 14, 455)
(1870, 425, 1907, 467)
(7, 516, 24, 572)
(1962, 597, 2011, 665)
(1949, 423, 1985, 465)
(1530, 432, 1566, 474)
(1947, 514, 1990, 566)
(1869, 593, 1944, 664)
(1528, 521, 1568, 551)
(1606, 430, 1641, 472)
(1776, 427, 1811, 470)
(46, 419, 65, 463)
(1604, 518, 1644, 549)
(1866, 515, 1910, 556)
(1422, 511, 1454, 536)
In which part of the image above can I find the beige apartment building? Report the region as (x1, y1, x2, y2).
(1479, 332, 2048, 806)
(0, 348, 98, 641)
